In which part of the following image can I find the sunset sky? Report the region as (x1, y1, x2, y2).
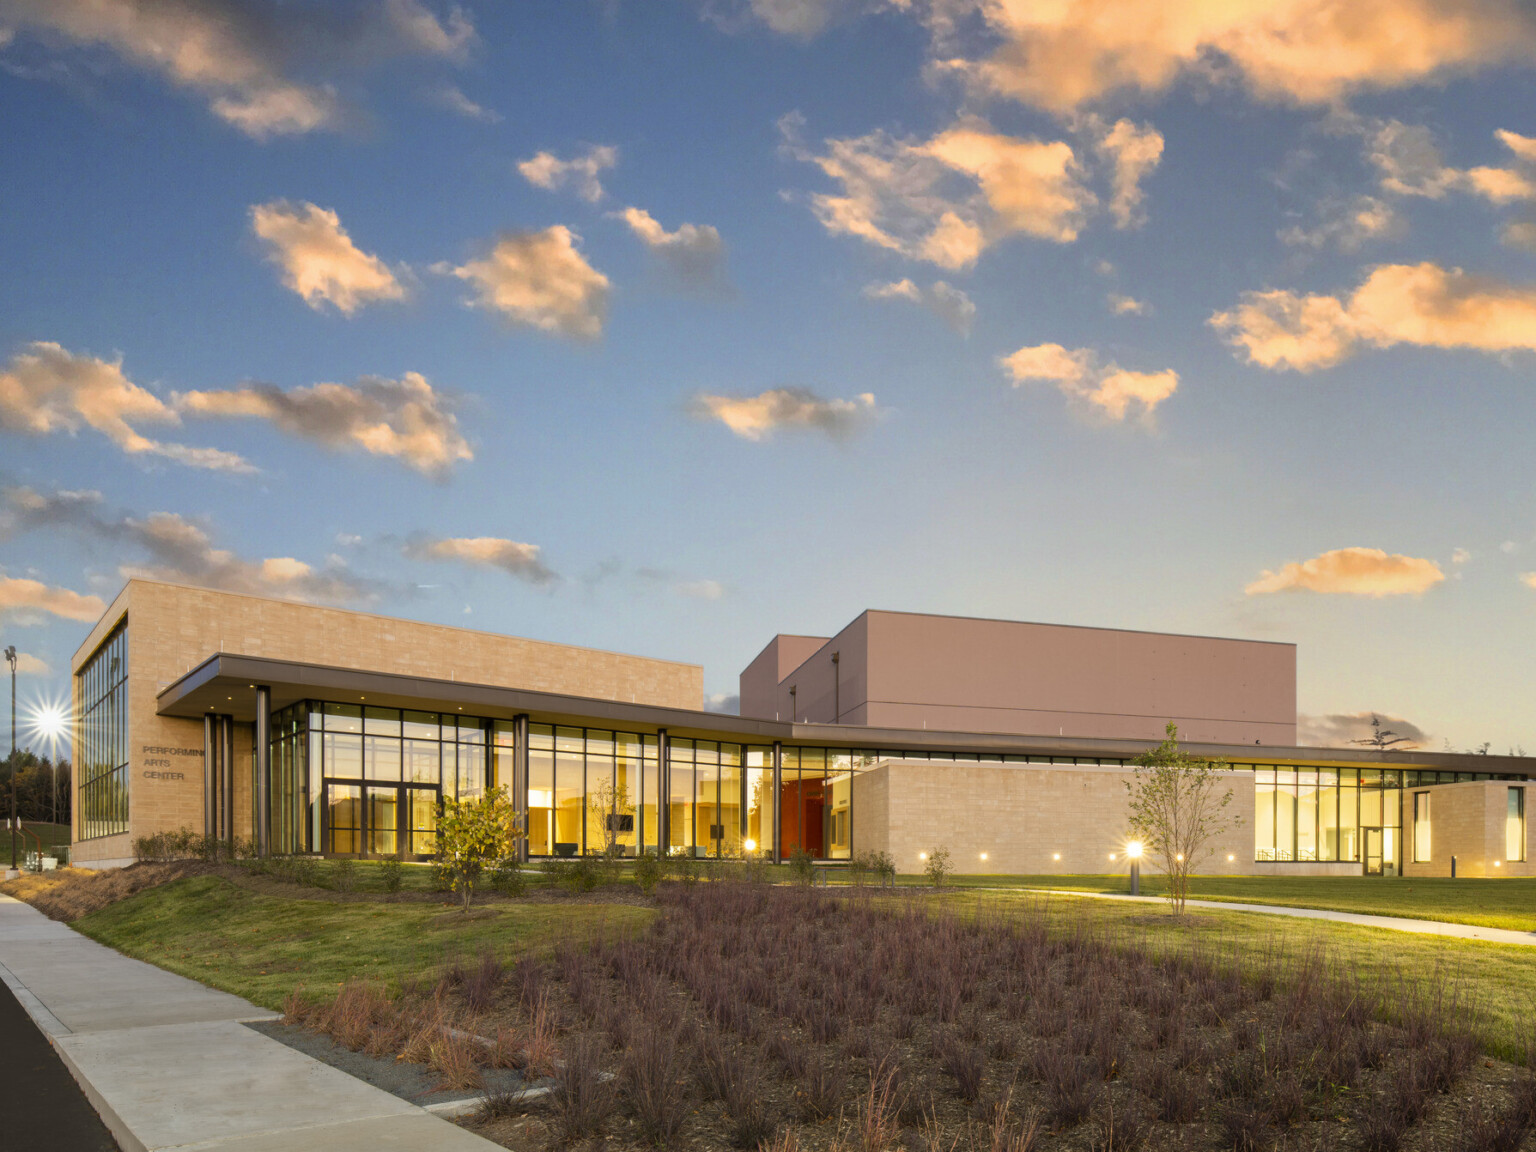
(2, 0, 1535, 753)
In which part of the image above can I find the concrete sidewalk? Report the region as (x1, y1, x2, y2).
(0, 895, 500, 1152)
(1026, 888, 1536, 946)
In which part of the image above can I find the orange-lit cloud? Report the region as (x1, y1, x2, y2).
(0, 577, 105, 622)
(1213, 262, 1536, 371)
(517, 145, 618, 203)
(1520, 572, 1536, 590)
(1297, 711, 1428, 748)
(443, 227, 609, 340)
(938, 0, 1536, 114)
(690, 388, 878, 440)
(0, 342, 251, 471)
(175, 372, 471, 477)
(1245, 547, 1445, 596)
(0, 0, 475, 138)
(617, 207, 727, 289)
(864, 279, 976, 334)
(250, 201, 406, 315)
(404, 535, 556, 585)
(1000, 342, 1176, 422)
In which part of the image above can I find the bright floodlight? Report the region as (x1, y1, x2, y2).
(1126, 841, 1143, 859)
(26, 697, 71, 753)
(743, 839, 757, 853)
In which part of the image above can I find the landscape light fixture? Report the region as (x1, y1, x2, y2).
(743, 839, 757, 853)
(979, 852, 987, 862)
(1126, 840, 1143, 896)
(1052, 853, 1061, 861)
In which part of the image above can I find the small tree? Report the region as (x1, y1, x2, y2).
(437, 786, 523, 911)
(924, 846, 951, 888)
(1351, 714, 1416, 752)
(587, 776, 632, 861)
(1126, 723, 1239, 915)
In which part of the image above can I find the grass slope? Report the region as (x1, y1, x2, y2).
(0, 822, 70, 862)
(935, 888, 1536, 1060)
(896, 873, 1536, 933)
(73, 875, 653, 1011)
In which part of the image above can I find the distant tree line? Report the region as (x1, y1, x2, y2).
(0, 749, 71, 825)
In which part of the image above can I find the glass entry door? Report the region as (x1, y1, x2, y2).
(327, 782, 438, 857)
(1364, 827, 1383, 875)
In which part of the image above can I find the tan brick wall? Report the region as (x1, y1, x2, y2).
(70, 580, 703, 862)
(1402, 781, 1534, 878)
(852, 760, 1260, 877)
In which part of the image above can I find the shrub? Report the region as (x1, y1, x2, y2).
(924, 846, 952, 887)
(670, 851, 699, 885)
(788, 846, 815, 886)
(437, 786, 522, 910)
(378, 858, 402, 893)
(551, 1033, 615, 1141)
(489, 856, 525, 896)
(622, 1028, 689, 1145)
(938, 1036, 985, 1102)
(634, 852, 663, 894)
(331, 858, 356, 892)
(795, 1057, 846, 1120)
(566, 854, 599, 893)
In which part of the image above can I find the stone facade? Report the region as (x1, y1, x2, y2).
(851, 760, 1266, 876)
(69, 580, 704, 865)
(1401, 781, 1534, 878)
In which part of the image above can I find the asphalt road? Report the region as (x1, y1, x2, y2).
(0, 977, 118, 1151)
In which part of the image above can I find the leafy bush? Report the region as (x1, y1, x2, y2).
(924, 845, 952, 887)
(436, 786, 522, 910)
(634, 852, 663, 894)
(788, 846, 815, 885)
(566, 854, 599, 893)
(378, 858, 402, 893)
(331, 858, 356, 892)
(489, 856, 526, 897)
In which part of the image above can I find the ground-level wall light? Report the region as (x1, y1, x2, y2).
(1228, 854, 1236, 862)
(1052, 853, 1061, 861)
(1495, 860, 1503, 868)
(1176, 853, 1184, 862)
(979, 852, 987, 861)
(919, 852, 928, 861)
(1108, 853, 1116, 861)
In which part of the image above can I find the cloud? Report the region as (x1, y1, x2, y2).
(1279, 195, 1401, 252)
(517, 145, 618, 203)
(427, 84, 499, 122)
(1521, 572, 1536, 589)
(616, 207, 727, 289)
(249, 201, 405, 315)
(677, 578, 724, 600)
(1451, 547, 1471, 565)
(933, 0, 1536, 114)
(403, 535, 556, 585)
(442, 227, 610, 340)
(1, 485, 377, 603)
(1212, 262, 1536, 372)
(1297, 711, 1428, 749)
(690, 387, 877, 440)
(0, 341, 251, 471)
(704, 692, 740, 714)
(0, 576, 105, 622)
(1361, 119, 1536, 205)
(0, 0, 476, 139)
(1106, 292, 1149, 316)
(1245, 547, 1445, 596)
(175, 372, 470, 477)
(13, 652, 50, 675)
(783, 115, 1096, 269)
(1092, 118, 1164, 228)
(864, 278, 975, 334)
(707, 0, 853, 37)
(1000, 342, 1177, 422)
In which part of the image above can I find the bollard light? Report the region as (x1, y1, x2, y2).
(1126, 840, 1143, 897)
(743, 839, 756, 853)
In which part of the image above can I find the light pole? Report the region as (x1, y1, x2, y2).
(1127, 839, 1142, 897)
(5, 646, 16, 873)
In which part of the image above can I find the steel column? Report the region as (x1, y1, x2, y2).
(771, 740, 782, 865)
(255, 686, 271, 856)
(203, 714, 216, 842)
(219, 716, 234, 853)
(656, 729, 669, 856)
(513, 713, 529, 862)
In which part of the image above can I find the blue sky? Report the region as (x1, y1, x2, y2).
(2, 0, 1535, 753)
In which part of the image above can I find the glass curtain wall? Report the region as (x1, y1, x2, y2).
(1253, 765, 1391, 864)
(76, 622, 129, 840)
(528, 724, 657, 856)
(1509, 787, 1527, 863)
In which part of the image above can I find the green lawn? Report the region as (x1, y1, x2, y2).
(72, 875, 654, 1010)
(0, 821, 70, 864)
(895, 873, 1536, 933)
(921, 888, 1536, 1061)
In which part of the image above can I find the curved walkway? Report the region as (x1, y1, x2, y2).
(1025, 888, 1536, 947)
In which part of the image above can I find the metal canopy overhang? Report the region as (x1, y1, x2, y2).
(156, 653, 1533, 775)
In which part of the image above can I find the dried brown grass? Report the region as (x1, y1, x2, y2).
(0, 861, 207, 921)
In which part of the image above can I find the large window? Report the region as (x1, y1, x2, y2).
(1509, 788, 1526, 863)
(1412, 792, 1431, 863)
(75, 622, 129, 840)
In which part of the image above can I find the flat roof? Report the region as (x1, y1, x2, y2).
(157, 653, 1529, 774)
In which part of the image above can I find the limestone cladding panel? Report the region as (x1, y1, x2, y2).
(876, 761, 1256, 877)
(1403, 782, 1533, 878)
(849, 768, 891, 858)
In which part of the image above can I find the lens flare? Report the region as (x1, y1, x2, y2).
(24, 693, 71, 755)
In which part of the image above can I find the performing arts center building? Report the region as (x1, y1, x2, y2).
(70, 579, 1533, 879)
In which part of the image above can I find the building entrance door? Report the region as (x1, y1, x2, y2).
(1364, 827, 1383, 875)
(326, 782, 440, 858)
